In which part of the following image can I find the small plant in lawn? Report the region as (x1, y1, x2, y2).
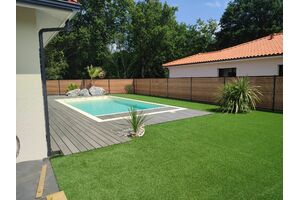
(67, 83, 79, 92)
(126, 107, 148, 137)
(125, 84, 134, 94)
(87, 65, 105, 85)
(218, 77, 262, 114)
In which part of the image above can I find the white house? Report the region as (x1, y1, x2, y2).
(16, 0, 80, 163)
(163, 33, 283, 78)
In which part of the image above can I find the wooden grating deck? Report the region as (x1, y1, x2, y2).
(48, 96, 210, 155)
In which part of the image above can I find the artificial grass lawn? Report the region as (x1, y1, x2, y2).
(51, 94, 282, 200)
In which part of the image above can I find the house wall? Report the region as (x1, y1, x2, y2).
(16, 6, 48, 162)
(16, 6, 74, 163)
(167, 56, 283, 78)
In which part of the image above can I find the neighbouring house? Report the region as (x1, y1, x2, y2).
(163, 33, 283, 78)
(16, 0, 80, 163)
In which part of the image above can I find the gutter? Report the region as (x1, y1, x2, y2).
(38, 20, 73, 156)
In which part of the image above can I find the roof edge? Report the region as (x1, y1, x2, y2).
(164, 54, 283, 68)
(163, 32, 283, 67)
(16, 0, 81, 11)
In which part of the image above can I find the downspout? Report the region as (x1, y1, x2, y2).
(38, 20, 72, 156)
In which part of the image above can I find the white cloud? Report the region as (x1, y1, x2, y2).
(205, 1, 222, 8)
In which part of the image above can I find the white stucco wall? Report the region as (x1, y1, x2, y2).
(16, 6, 48, 162)
(167, 56, 283, 78)
(16, 6, 75, 163)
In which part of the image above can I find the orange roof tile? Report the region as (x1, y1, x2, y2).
(163, 33, 283, 67)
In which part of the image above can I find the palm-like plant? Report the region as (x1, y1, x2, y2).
(87, 65, 105, 85)
(126, 107, 148, 137)
(218, 77, 262, 114)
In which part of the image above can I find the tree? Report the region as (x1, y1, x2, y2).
(45, 50, 68, 80)
(129, 0, 178, 77)
(45, 0, 219, 79)
(87, 65, 105, 85)
(216, 0, 283, 49)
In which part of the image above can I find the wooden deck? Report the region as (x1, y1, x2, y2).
(48, 96, 210, 155)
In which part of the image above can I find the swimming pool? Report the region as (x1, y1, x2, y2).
(56, 96, 184, 122)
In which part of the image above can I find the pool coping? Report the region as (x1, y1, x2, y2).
(55, 95, 186, 122)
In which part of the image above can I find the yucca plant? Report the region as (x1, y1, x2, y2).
(126, 107, 148, 137)
(218, 77, 262, 114)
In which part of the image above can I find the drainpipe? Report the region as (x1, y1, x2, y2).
(38, 20, 72, 157)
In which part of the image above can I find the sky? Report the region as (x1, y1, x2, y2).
(159, 0, 230, 25)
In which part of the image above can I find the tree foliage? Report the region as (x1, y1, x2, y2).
(215, 0, 283, 49)
(45, 0, 282, 79)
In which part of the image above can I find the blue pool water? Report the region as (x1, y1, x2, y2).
(67, 97, 162, 116)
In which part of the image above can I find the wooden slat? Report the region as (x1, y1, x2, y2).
(36, 164, 47, 198)
(50, 101, 124, 144)
(150, 78, 168, 97)
(192, 77, 223, 103)
(135, 79, 151, 95)
(49, 104, 113, 147)
(46, 80, 59, 95)
(274, 77, 283, 111)
(110, 79, 133, 94)
(168, 78, 191, 100)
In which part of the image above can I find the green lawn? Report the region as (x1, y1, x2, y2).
(51, 94, 282, 200)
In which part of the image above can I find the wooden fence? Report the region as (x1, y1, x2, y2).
(46, 76, 283, 111)
(134, 76, 283, 111)
(46, 79, 133, 95)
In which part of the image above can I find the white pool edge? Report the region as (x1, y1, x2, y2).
(55, 96, 186, 122)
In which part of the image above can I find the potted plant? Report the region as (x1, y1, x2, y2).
(126, 107, 148, 137)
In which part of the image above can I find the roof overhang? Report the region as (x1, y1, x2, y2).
(16, 0, 81, 11)
(17, 0, 81, 46)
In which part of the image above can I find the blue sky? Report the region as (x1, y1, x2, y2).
(160, 0, 230, 24)
(134, 0, 227, 25)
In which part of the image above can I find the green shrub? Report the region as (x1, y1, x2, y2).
(218, 77, 262, 114)
(125, 84, 134, 94)
(67, 83, 79, 92)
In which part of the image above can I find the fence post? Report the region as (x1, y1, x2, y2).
(223, 77, 226, 85)
(272, 76, 277, 111)
(133, 79, 136, 94)
(82, 79, 85, 89)
(166, 78, 169, 97)
(108, 79, 111, 94)
(190, 77, 193, 100)
(149, 79, 152, 95)
(58, 80, 61, 95)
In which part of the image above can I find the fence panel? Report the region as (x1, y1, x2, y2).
(110, 79, 133, 94)
(59, 80, 84, 94)
(135, 79, 151, 95)
(150, 78, 168, 97)
(226, 76, 274, 110)
(168, 78, 191, 100)
(249, 76, 274, 110)
(274, 77, 283, 111)
(46, 80, 59, 95)
(192, 77, 223, 103)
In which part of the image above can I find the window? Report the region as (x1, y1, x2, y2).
(218, 68, 236, 77)
(278, 64, 283, 76)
